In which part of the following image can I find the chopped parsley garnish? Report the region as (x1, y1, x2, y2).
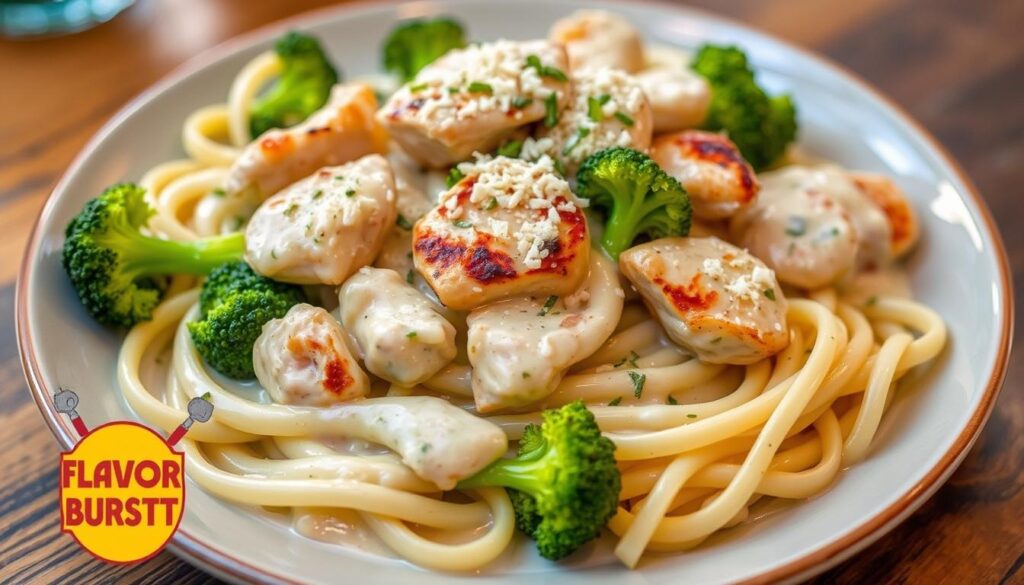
(311, 189, 323, 200)
(420, 443, 430, 453)
(763, 289, 777, 301)
(497, 140, 523, 158)
(211, 188, 226, 197)
(406, 331, 418, 339)
(785, 215, 807, 237)
(511, 96, 533, 109)
(587, 96, 605, 122)
(453, 219, 473, 229)
(866, 295, 878, 307)
(345, 189, 356, 197)
(596, 93, 612, 105)
(613, 111, 635, 127)
(608, 396, 623, 406)
(543, 92, 559, 128)
(561, 127, 590, 155)
(467, 81, 494, 94)
(283, 203, 298, 217)
(447, 86, 460, 94)
(686, 413, 698, 419)
(711, 337, 723, 344)
(484, 197, 499, 210)
(409, 82, 428, 93)
(522, 371, 531, 379)
(524, 54, 568, 81)
(406, 269, 415, 284)
(552, 157, 567, 176)
(538, 295, 558, 316)
(628, 371, 646, 399)
(613, 350, 640, 368)
(667, 395, 678, 405)
(396, 214, 413, 230)
(446, 167, 465, 188)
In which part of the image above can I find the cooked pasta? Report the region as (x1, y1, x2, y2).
(87, 10, 948, 573)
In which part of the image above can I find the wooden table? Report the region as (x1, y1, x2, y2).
(1, 0, 1021, 583)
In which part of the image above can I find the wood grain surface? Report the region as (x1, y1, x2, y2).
(1, 0, 1021, 583)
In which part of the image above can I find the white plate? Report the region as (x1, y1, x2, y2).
(17, 1, 1013, 583)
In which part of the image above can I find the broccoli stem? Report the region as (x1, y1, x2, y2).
(594, 176, 651, 258)
(457, 446, 548, 493)
(116, 231, 246, 276)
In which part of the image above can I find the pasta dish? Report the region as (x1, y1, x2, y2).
(58, 10, 947, 572)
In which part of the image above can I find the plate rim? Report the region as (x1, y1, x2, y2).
(14, 0, 1014, 583)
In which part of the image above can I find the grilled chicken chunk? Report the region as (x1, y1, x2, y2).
(412, 156, 590, 310)
(339, 267, 457, 387)
(549, 10, 645, 73)
(253, 304, 369, 406)
(528, 68, 653, 173)
(377, 40, 571, 168)
(620, 237, 789, 365)
(849, 172, 919, 259)
(635, 67, 711, 133)
(651, 130, 759, 220)
(730, 166, 860, 289)
(225, 83, 388, 198)
(245, 154, 397, 285)
(467, 253, 624, 412)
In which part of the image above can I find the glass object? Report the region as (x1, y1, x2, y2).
(0, 0, 135, 38)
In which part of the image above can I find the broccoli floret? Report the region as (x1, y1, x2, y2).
(199, 261, 304, 316)
(188, 262, 305, 379)
(458, 401, 621, 561)
(61, 183, 245, 328)
(382, 17, 467, 82)
(575, 147, 692, 260)
(250, 31, 340, 138)
(691, 44, 798, 170)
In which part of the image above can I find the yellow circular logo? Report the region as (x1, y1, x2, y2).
(59, 422, 185, 563)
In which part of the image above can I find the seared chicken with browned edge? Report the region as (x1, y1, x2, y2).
(413, 155, 591, 310)
(620, 237, 789, 365)
(652, 130, 759, 220)
(339, 267, 457, 387)
(226, 83, 388, 198)
(378, 40, 571, 168)
(245, 154, 397, 285)
(253, 303, 370, 406)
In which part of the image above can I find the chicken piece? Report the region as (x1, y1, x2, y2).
(225, 83, 388, 198)
(651, 130, 759, 220)
(849, 172, 919, 259)
(549, 10, 645, 73)
(327, 396, 507, 490)
(636, 68, 711, 133)
(245, 154, 397, 285)
(620, 237, 788, 365)
(730, 166, 860, 289)
(413, 155, 590, 310)
(527, 68, 653, 174)
(339, 267, 458, 387)
(467, 253, 624, 412)
(377, 40, 571, 169)
(253, 304, 369, 406)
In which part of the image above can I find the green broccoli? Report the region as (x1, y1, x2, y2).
(458, 401, 621, 561)
(575, 147, 692, 260)
(382, 17, 467, 82)
(250, 31, 340, 138)
(188, 263, 305, 379)
(198, 261, 304, 315)
(61, 183, 245, 328)
(691, 44, 798, 170)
